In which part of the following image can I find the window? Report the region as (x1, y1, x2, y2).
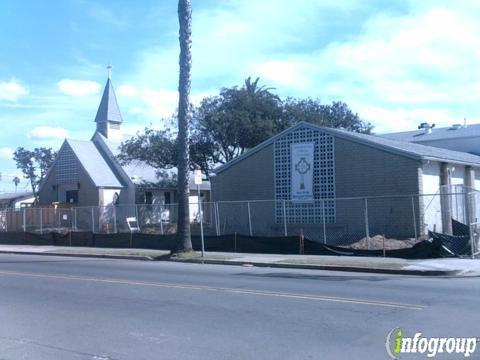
(164, 192, 171, 205)
(113, 192, 120, 205)
(66, 190, 78, 204)
(145, 191, 153, 205)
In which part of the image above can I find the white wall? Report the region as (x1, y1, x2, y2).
(421, 162, 442, 232)
(13, 196, 35, 209)
(474, 172, 480, 224)
(475, 171, 480, 191)
(101, 189, 121, 206)
(106, 125, 123, 141)
(422, 161, 440, 195)
(450, 166, 465, 186)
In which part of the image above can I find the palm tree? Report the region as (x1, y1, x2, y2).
(175, 0, 193, 252)
(12, 176, 20, 192)
(244, 76, 275, 97)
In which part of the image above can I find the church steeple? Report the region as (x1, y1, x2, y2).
(95, 66, 123, 139)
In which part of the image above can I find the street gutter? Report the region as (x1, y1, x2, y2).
(0, 249, 466, 277)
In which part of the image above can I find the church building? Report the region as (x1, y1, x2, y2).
(38, 75, 210, 211)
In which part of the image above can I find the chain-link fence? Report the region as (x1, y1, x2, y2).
(0, 190, 478, 256)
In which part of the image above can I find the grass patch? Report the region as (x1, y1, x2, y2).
(278, 258, 406, 270)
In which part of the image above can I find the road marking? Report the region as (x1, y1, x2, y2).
(0, 270, 425, 310)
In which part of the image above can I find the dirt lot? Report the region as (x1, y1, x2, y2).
(343, 234, 424, 250)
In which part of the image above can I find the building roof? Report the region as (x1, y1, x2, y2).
(95, 133, 211, 190)
(66, 139, 123, 188)
(380, 123, 480, 142)
(0, 191, 33, 202)
(213, 122, 480, 174)
(330, 127, 480, 166)
(94, 78, 123, 124)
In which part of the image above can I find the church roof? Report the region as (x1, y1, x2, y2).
(94, 78, 123, 124)
(66, 139, 123, 188)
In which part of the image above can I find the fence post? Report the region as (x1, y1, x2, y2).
(247, 201, 253, 237)
(159, 205, 164, 235)
(22, 207, 26, 233)
(470, 223, 474, 259)
(467, 192, 475, 259)
(74, 207, 77, 231)
(322, 200, 327, 244)
(411, 196, 418, 240)
(215, 202, 220, 236)
(135, 205, 139, 231)
(40, 207, 43, 235)
(71, 208, 74, 232)
(364, 198, 370, 249)
(113, 206, 117, 233)
(198, 199, 205, 257)
(299, 228, 304, 254)
(91, 207, 95, 233)
(382, 234, 386, 257)
(282, 200, 288, 237)
(213, 202, 217, 236)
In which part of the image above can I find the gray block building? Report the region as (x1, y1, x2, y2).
(211, 122, 480, 241)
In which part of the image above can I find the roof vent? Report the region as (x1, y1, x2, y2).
(418, 122, 435, 134)
(450, 124, 462, 130)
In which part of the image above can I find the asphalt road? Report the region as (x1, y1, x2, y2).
(0, 254, 478, 360)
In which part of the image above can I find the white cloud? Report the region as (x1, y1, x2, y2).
(127, 106, 144, 116)
(253, 60, 310, 88)
(28, 126, 68, 140)
(0, 79, 28, 101)
(117, 84, 138, 97)
(43, 1, 480, 136)
(57, 79, 101, 96)
(141, 89, 178, 118)
(0, 147, 13, 160)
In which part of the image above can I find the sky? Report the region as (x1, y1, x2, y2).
(1, 0, 480, 191)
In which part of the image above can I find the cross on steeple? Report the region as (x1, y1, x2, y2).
(106, 64, 113, 79)
(94, 66, 123, 139)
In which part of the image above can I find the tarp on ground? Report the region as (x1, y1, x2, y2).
(428, 231, 472, 257)
(452, 219, 470, 237)
(0, 231, 443, 259)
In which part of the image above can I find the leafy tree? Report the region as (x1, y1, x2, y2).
(117, 125, 215, 177)
(176, 0, 193, 252)
(119, 79, 373, 178)
(192, 77, 283, 167)
(13, 147, 56, 203)
(118, 128, 176, 170)
(282, 98, 373, 134)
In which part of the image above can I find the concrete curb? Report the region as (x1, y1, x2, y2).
(0, 250, 462, 276)
(0, 250, 156, 261)
(168, 258, 460, 276)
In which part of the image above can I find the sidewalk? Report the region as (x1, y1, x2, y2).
(0, 245, 478, 276)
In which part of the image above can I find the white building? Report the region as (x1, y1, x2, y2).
(382, 122, 480, 155)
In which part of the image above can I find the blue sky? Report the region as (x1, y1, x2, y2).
(1, 0, 480, 191)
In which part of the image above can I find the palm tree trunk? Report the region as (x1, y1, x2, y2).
(176, 0, 193, 252)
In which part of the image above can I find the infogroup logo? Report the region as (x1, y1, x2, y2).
(385, 328, 478, 359)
